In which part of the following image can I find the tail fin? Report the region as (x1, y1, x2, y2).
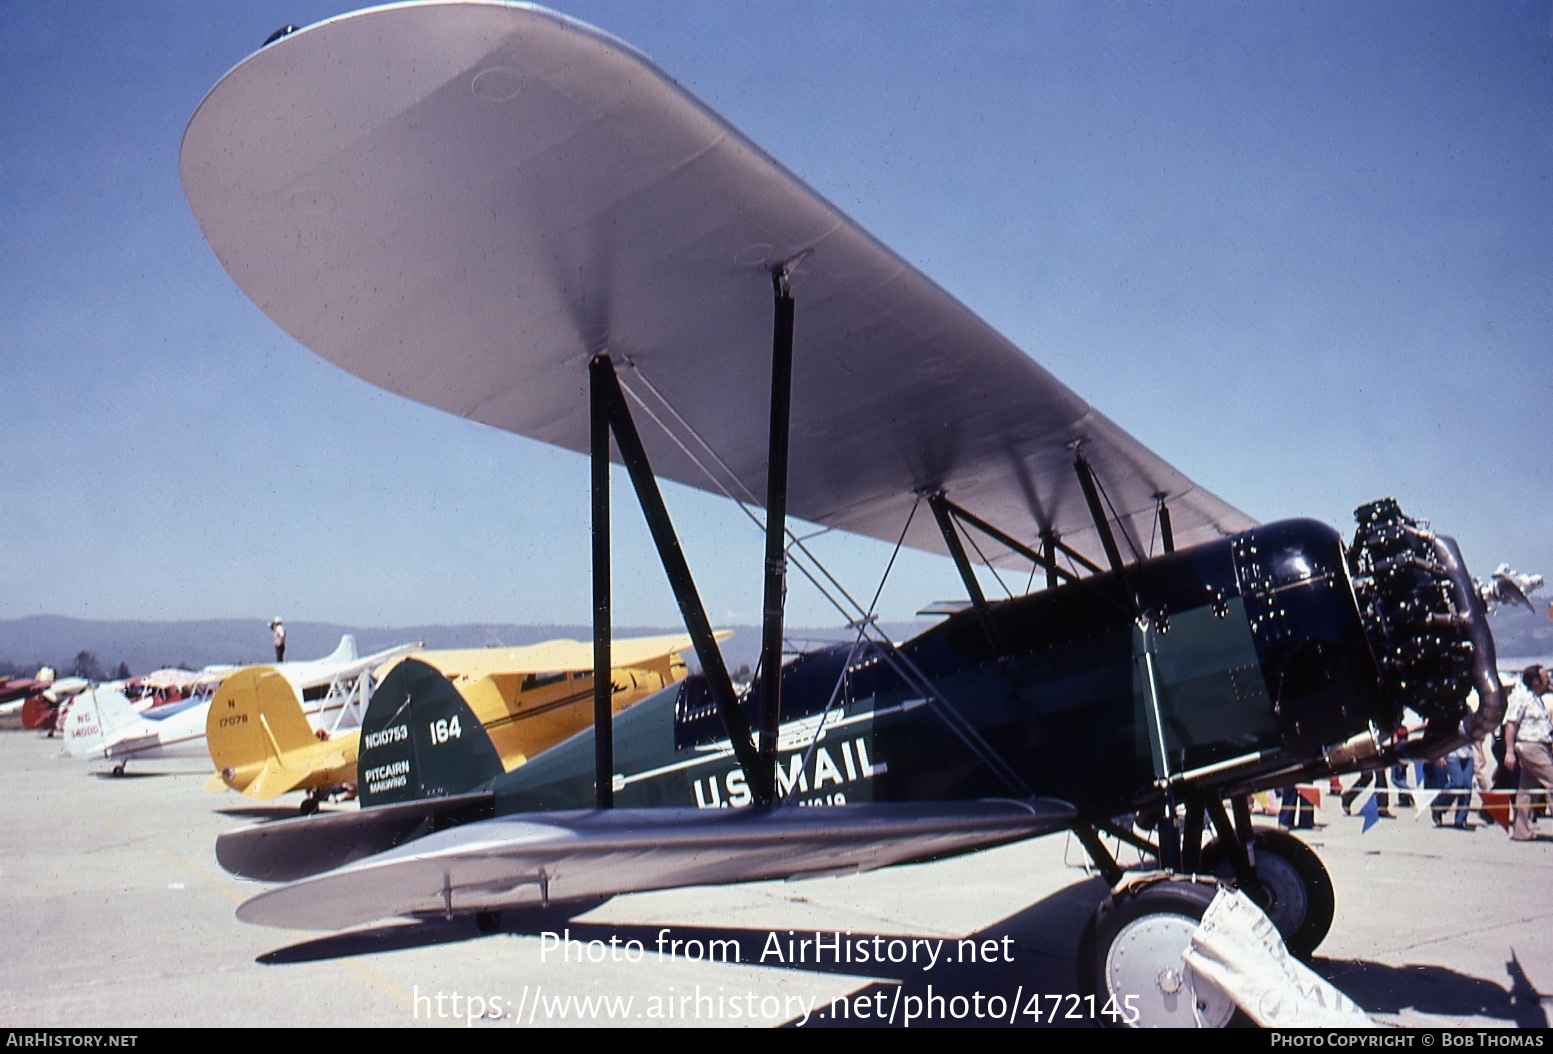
(63, 687, 139, 758)
(359, 658, 504, 807)
(21, 693, 57, 731)
(322, 634, 358, 664)
(208, 667, 325, 797)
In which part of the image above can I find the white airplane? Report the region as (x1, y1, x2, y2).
(63, 635, 419, 774)
(181, 3, 1508, 1027)
(122, 667, 232, 712)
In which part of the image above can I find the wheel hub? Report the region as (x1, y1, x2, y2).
(1105, 911, 1236, 1027)
(1250, 855, 1307, 937)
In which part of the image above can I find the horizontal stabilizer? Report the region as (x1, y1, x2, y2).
(241, 751, 353, 801)
(235, 799, 1075, 930)
(217, 790, 497, 883)
(103, 732, 164, 761)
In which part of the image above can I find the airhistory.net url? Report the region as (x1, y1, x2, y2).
(412, 985, 1137, 1027)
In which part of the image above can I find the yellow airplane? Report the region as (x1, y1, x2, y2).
(206, 633, 714, 812)
(412, 632, 725, 769)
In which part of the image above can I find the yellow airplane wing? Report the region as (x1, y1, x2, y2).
(392, 631, 728, 771)
(391, 631, 723, 681)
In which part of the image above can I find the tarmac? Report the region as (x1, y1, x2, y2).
(2, 728, 1549, 1030)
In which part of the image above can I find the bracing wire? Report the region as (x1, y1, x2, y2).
(614, 362, 1030, 798)
(1091, 469, 1144, 563)
(617, 365, 871, 626)
(961, 521, 1015, 600)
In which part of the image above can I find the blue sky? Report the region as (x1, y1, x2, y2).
(3, 0, 1550, 634)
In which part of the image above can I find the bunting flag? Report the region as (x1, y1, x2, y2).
(1360, 793, 1381, 833)
(1297, 785, 1321, 808)
(1411, 788, 1442, 819)
(1479, 790, 1513, 831)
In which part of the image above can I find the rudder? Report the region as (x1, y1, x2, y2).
(208, 666, 318, 790)
(64, 687, 138, 758)
(359, 658, 504, 806)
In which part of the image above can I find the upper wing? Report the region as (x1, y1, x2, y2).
(180, 1, 1252, 571)
(232, 800, 1074, 930)
(279, 640, 424, 691)
(407, 631, 709, 680)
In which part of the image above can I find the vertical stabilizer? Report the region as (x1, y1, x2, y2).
(208, 667, 320, 788)
(359, 659, 504, 806)
(321, 634, 358, 665)
(63, 687, 138, 758)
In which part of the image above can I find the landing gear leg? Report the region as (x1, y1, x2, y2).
(1072, 793, 1335, 1025)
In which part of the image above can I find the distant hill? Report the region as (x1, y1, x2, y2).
(0, 615, 932, 680)
(1488, 604, 1553, 665)
(11, 604, 1540, 682)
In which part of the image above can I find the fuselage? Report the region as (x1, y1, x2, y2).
(493, 516, 1470, 820)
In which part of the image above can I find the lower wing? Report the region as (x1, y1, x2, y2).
(234, 799, 1074, 930)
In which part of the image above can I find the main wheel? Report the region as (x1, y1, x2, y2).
(1076, 877, 1239, 1028)
(1201, 827, 1334, 958)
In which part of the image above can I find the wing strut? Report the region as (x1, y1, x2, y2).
(589, 263, 803, 807)
(927, 492, 1006, 652)
(1073, 450, 1129, 579)
(1155, 493, 1176, 554)
(926, 493, 1113, 648)
(935, 496, 1085, 587)
(591, 349, 613, 808)
(757, 267, 798, 804)
(1073, 449, 1146, 619)
(589, 354, 761, 799)
(1049, 536, 1104, 578)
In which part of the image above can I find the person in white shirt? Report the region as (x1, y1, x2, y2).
(1504, 664, 1553, 841)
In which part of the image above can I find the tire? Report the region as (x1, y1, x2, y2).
(1200, 827, 1334, 959)
(298, 796, 320, 816)
(1076, 876, 1241, 1028)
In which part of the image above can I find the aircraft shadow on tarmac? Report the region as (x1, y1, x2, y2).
(217, 805, 319, 821)
(89, 767, 207, 780)
(1316, 952, 1544, 1029)
(259, 876, 1112, 1027)
(255, 870, 1535, 1028)
(258, 876, 1107, 967)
